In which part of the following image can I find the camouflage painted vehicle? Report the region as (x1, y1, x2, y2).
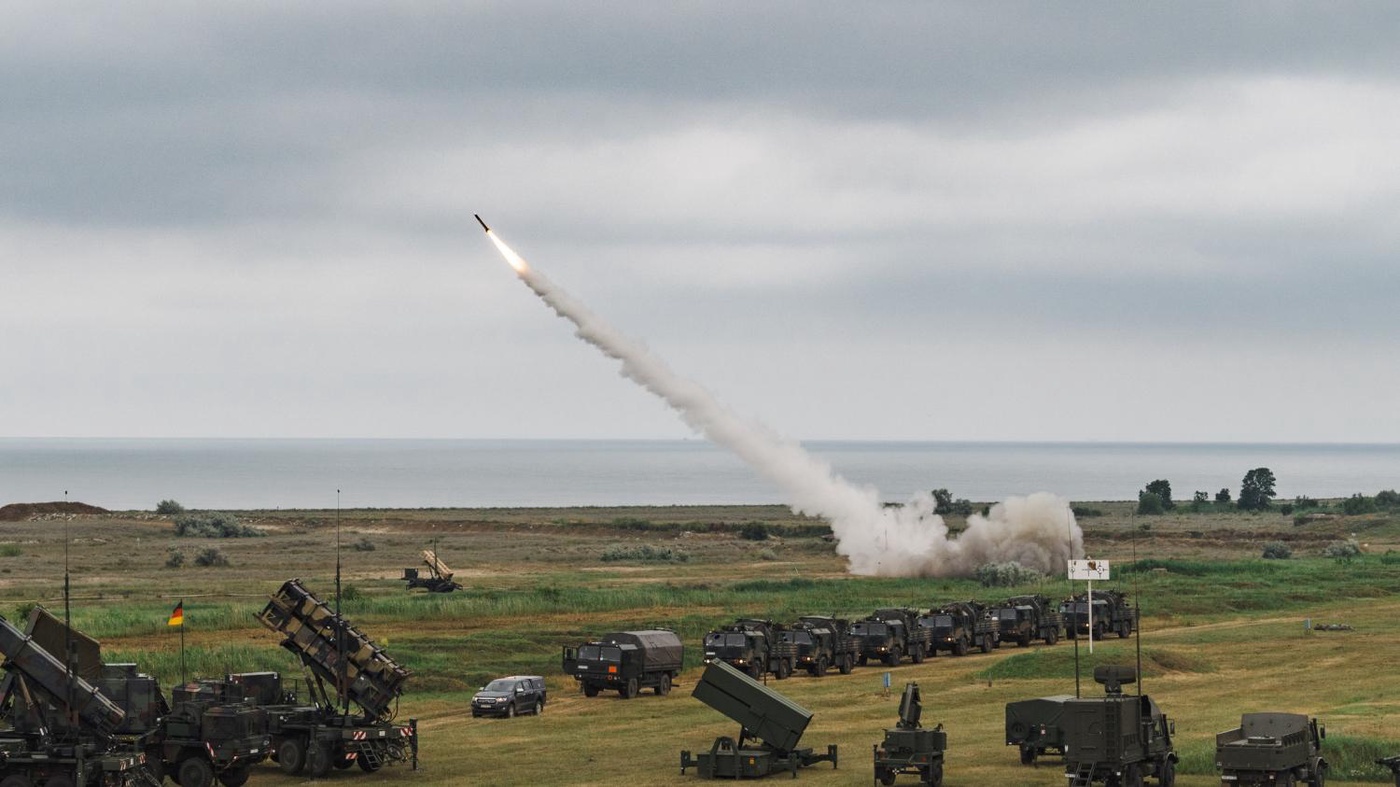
(853, 609, 933, 666)
(782, 616, 857, 677)
(993, 594, 1063, 647)
(920, 601, 998, 656)
(564, 629, 683, 698)
(702, 619, 796, 680)
(1061, 590, 1137, 640)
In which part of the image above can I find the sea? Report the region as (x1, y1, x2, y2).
(1, 438, 1396, 512)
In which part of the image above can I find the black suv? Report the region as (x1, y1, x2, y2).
(471, 675, 546, 718)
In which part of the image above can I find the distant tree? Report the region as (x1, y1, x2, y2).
(1293, 495, 1318, 510)
(931, 489, 954, 514)
(1136, 489, 1165, 515)
(1375, 489, 1400, 509)
(1215, 488, 1232, 504)
(739, 522, 769, 541)
(155, 499, 185, 515)
(1193, 491, 1209, 504)
(1342, 493, 1377, 515)
(1145, 480, 1174, 511)
(1237, 468, 1277, 511)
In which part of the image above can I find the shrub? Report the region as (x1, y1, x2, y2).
(757, 548, 779, 561)
(1071, 506, 1103, 518)
(155, 499, 186, 515)
(1215, 488, 1232, 504)
(1294, 495, 1319, 510)
(164, 549, 186, 568)
(0, 544, 21, 558)
(975, 561, 1044, 588)
(1136, 489, 1165, 515)
(193, 548, 229, 567)
(341, 583, 362, 602)
(739, 522, 769, 541)
(13, 602, 36, 622)
(1261, 542, 1292, 560)
(1342, 494, 1377, 515)
(173, 512, 263, 538)
(1376, 489, 1400, 509)
(600, 544, 690, 563)
(352, 537, 376, 552)
(1323, 540, 1362, 562)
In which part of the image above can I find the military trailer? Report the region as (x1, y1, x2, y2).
(0, 612, 155, 787)
(1061, 590, 1137, 640)
(1006, 695, 1073, 764)
(1060, 666, 1176, 787)
(401, 549, 462, 593)
(873, 682, 946, 786)
(702, 619, 796, 680)
(1216, 713, 1326, 786)
(236, 578, 418, 778)
(853, 609, 932, 666)
(782, 616, 857, 677)
(22, 606, 266, 787)
(680, 660, 838, 779)
(919, 601, 998, 656)
(563, 629, 684, 698)
(993, 594, 1063, 647)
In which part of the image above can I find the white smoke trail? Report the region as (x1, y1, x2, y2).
(486, 228, 1082, 577)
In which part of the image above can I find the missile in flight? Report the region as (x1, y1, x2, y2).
(474, 214, 490, 233)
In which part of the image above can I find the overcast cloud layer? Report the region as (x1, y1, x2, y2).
(4, 3, 1398, 442)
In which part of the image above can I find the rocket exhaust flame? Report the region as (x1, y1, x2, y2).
(480, 218, 1082, 577)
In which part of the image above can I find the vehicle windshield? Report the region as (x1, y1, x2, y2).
(998, 609, 1018, 621)
(785, 631, 813, 645)
(484, 679, 517, 692)
(578, 645, 621, 661)
(931, 614, 954, 628)
(851, 622, 887, 637)
(706, 632, 747, 647)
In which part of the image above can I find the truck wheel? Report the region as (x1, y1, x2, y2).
(839, 655, 853, 674)
(981, 635, 993, 653)
(928, 761, 944, 787)
(620, 677, 639, 699)
(583, 683, 600, 697)
(277, 737, 307, 775)
(358, 756, 383, 773)
(858, 655, 869, 667)
(306, 741, 333, 778)
(1122, 763, 1143, 787)
(876, 767, 896, 786)
(1311, 767, 1325, 787)
(1157, 757, 1175, 787)
(0, 777, 34, 787)
(954, 638, 968, 657)
(912, 644, 925, 664)
(814, 656, 828, 677)
(217, 766, 251, 787)
(1019, 633, 1031, 647)
(1020, 743, 1036, 765)
(1047, 629, 1059, 645)
(884, 647, 901, 666)
(775, 659, 791, 679)
(177, 757, 215, 787)
(657, 673, 672, 695)
(1119, 622, 1131, 639)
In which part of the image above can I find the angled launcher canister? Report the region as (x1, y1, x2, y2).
(680, 660, 838, 779)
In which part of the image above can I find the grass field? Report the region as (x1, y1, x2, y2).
(1, 500, 1398, 785)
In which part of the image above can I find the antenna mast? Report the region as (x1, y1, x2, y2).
(336, 489, 348, 716)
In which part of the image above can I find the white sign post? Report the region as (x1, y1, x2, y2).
(1068, 559, 1110, 654)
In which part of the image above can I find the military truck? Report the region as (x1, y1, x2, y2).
(1006, 695, 1073, 764)
(563, 629, 684, 698)
(994, 594, 1063, 647)
(0, 612, 155, 787)
(21, 606, 266, 787)
(853, 609, 933, 666)
(781, 616, 857, 677)
(920, 601, 999, 656)
(873, 682, 946, 786)
(1216, 713, 1326, 786)
(679, 660, 838, 779)
(702, 619, 796, 680)
(1060, 665, 1176, 787)
(1061, 590, 1137, 640)
(233, 579, 418, 778)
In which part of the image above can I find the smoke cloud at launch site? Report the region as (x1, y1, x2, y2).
(487, 229, 1083, 577)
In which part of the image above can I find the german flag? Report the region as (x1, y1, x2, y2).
(167, 600, 184, 627)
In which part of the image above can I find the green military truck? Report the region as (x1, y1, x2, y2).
(1060, 666, 1176, 787)
(702, 619, 796, 680)
(1061, 590, 1137, 640)
(994, 594, 1063, 647)
(853, 609, 933, 666)
(1216, 712, 1326, 786)
(563, 629, 684, 698)
(781, 616, 857, 677)
(1006, 695, 1073, 765)
(920, 601, 998, 656)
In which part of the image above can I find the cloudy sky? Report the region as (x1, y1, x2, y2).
(5, 3, 1398, 443)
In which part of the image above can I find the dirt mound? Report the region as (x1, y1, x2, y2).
(0, 501, 110, 521)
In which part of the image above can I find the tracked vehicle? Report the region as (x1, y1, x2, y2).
(233, 578, 418, 778)
(873, 682, 945, 786)
(1216, 713, 1326, 786)
(679, 660, 838, 779)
